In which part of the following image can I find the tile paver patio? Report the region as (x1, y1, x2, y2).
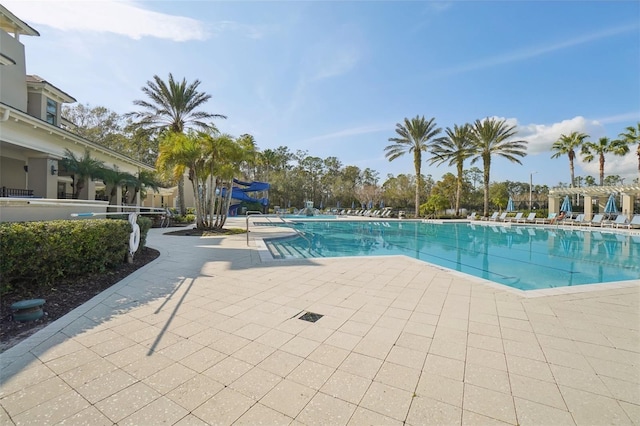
(1, 219, 638, 425)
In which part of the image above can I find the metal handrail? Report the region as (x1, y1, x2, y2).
(292, 228, 313, 252)
(245, 211, 263, 245)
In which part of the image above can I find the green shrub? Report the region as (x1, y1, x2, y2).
(0, 218, 150, 295)
(136, 216, 152, 250)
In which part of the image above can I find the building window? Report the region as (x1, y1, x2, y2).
(46, 98, 57, 125)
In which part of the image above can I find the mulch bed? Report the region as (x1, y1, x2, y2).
(0, 247, 160, 353)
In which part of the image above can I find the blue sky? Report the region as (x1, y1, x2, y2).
(6, 0, 639, 187)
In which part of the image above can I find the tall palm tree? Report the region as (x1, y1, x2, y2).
(581, 137, 630, 185)
(429, 123, 475, 216)
(385, 116, 442, 217)
(470, 118, 527, 216)
(128, 73, 226, 215)
(60, 149, 105, 199)
(550, 131, 589, 188)
(617, 122, 640, 175)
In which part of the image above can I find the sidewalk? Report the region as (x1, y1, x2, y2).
(1, 220, 638, 425)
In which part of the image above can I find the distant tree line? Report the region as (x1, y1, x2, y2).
(61, 74, 640, 226)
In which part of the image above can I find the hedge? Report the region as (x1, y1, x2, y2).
(0, 217, 151, 295)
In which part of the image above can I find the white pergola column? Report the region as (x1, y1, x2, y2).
(548, 196, 561, 214)
(621, 193, 633, 216)
(583, 195, 593, 220)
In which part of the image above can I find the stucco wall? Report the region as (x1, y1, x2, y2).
(0, 157, 26, 189)
(0, 30, 28, 111)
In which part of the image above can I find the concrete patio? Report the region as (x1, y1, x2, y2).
(1, 218, 639, 425)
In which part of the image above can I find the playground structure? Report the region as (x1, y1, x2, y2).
(225, 179, 270, 216)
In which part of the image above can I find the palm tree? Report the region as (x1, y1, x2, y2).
(128, 73, 226, 215)
(60, 149, 105, 199)
(470, 118, 527, 216)
(550, 131, 589, 188)
(429, 123, 475, 216)
(581, 137, 630, 185)
(385, 116, 443, 217)
(98, 167, 137, 206)
(617, 122, 640, 174)
(129, 170, 161, 205)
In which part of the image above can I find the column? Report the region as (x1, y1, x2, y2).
(583, 195, 593, 220)
(548, 196, 561, 214)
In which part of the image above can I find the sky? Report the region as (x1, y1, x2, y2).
(5, 0, 640, 188)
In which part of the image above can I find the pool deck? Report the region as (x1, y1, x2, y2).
(1, 218, 638, 425)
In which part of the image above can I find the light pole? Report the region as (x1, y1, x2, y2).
(529, 171, 538, 211)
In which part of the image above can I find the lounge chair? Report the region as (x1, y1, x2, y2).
(587, 214, 604, 227)
(568, 213, 585, 226)
(616, 214, 640, 229)
(518, 212, 537, 223)
(467, 212, 477, 220)
(484, 212, 499, 221)
(535, 213, 556, 224)
(506, 212, 523, 222)
(490, 212, 507, 222)
(602, 214, 628, 228)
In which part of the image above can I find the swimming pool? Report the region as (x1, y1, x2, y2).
(264, 221, 640, 291)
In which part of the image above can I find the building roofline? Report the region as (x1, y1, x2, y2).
(26, 75, 77, 103)
(0, 102, 154, 171)
(0, 5, 40, 37)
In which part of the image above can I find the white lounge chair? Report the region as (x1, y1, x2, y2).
(506, 212, 523, 222)
(490, 212, 507, 222)
(568, 213, 585, 226)
(602, 214, 628, 228)
(484, 212, 499, 221)
(467, 212, 477, 220)
(587, 214, 604, 227)
(535, 213, 556, 224)
(616, 214, 640, 229)
(518, 212, 536, 223)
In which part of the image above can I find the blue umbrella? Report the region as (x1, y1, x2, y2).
(506, 196, 515, 212)
(337, 201, 340, 209)
(368, 200, 373, 209)
(352, 201, 355, 209)
(560, 195, 572, 213)
(320, 200, 323, 209)
(604, 194, 618, 214)
(380, 200, 385, 208)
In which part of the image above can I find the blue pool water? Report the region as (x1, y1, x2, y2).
(264, 221, 640, 291)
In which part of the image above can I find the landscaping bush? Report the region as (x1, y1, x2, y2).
(0, 217, 150, 295)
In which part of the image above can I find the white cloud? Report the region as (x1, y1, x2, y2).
(594, 111, 640, 125)
(515, 115, 638, 180)
(431, 23, 638, 77)
(517, 116, 605, 154)
(3, 0, 209, 41)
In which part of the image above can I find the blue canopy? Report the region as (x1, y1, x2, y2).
(506, 196, 515, 212)
(604, 194, 618, 214)
(560, 195, 572, 213)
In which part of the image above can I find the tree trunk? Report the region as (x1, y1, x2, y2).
(483, 155, 491, 217)
(178, 177, 186, 216)
(455, 163, 463, 216)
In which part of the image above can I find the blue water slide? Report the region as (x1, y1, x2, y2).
(221, 179, 270, 206)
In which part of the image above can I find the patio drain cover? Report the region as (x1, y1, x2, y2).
(299, 312, 323, 323)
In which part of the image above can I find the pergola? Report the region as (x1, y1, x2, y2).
(548, 184, 640, 219)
